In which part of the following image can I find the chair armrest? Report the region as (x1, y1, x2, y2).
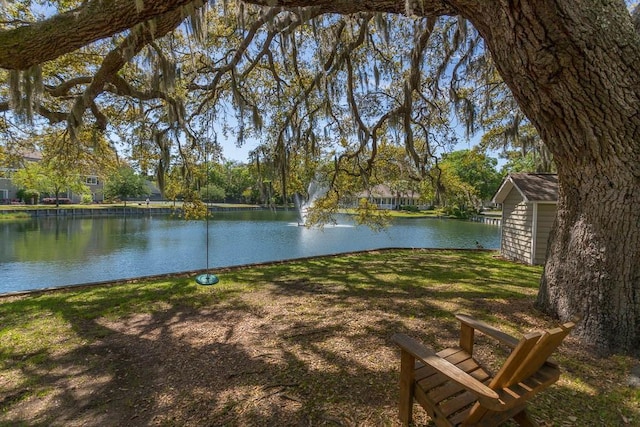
(455, 314, 520, 348)
(391, 333, 501, 409)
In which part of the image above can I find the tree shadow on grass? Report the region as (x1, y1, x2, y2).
(1, 277, 407, 425)
(0, 249, 636, 426)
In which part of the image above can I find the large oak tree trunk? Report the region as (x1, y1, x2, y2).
(454, 1, 640, 354)
(540, 172, 640, 353)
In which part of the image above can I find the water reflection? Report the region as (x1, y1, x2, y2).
(0, 210, 500, 293)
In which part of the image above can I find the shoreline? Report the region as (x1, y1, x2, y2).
(0, 204, 263, 217)
(0, 247, 497, 299)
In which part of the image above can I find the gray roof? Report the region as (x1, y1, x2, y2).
(363, 184, 394, 198)
(356, 184, 421, 200)
(493, 173, 558, 203)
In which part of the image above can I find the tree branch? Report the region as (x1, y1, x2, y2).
(0, 0, 199, 70)
(240, 0, 455, 16)
(68, 3, 203, 132)
(45, 77, 94, 97)
(0, 1, 460, 71)
(0, 101, 67, 124)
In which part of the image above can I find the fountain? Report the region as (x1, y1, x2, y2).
(294, 178, 327, 226)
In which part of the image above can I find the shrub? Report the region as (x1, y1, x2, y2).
(17, 189, 40, 204)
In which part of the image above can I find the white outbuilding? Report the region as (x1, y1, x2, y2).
(493, 173, 558, 265)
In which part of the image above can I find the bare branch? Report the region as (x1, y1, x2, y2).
(45, 77, 94, 97)
(0, 101, 67, 124)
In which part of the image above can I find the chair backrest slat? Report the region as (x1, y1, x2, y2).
(488, 332, 542, 389)
(466, 322, 574, 425)
(489, 322, 574, 389)
(504, 322, 574, 386)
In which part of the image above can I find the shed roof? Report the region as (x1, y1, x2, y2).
(493, 173, 558, 203)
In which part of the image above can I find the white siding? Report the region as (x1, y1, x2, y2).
(533, 203, 557, 265)
(501, 191, 534, 264)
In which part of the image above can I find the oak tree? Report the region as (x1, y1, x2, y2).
(103, 166, 150, 206)
(1, 0, 639, 354)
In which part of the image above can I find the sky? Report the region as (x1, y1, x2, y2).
(221, 138, 258, 162)
(218, 135, 477, 163)
(218, 120, 494, 166)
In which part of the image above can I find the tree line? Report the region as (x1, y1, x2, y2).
(8, 145, 507, 217)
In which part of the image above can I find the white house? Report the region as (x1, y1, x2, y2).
(356, 184, 421, 210)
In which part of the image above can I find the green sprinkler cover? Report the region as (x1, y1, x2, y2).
(195, 273, 219, 286)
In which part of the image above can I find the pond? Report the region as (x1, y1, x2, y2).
(0, 210, 500, 294)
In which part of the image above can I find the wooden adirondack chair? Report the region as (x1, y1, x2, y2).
(391, 314, 575, 427)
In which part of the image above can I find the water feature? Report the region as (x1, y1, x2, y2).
(294, 177, 328, 226)
(0, 210, 500, 294)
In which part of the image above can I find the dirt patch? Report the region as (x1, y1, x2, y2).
(1, 252, 637, 426)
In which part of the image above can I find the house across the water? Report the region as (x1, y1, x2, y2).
(0, 150, 104, 204)
(357, 184, 422, 210)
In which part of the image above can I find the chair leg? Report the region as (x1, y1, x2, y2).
(513, 409, 539, 427)
(398, 350, 415, 426)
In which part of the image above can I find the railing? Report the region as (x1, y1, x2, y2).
(471, 215, 502, 226)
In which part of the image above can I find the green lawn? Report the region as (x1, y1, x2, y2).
(0, 249, 637, 426)
(0, 201, 261, 213)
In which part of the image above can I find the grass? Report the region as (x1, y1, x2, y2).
(0, 201, 260, 211)
(0, 249, 638, 426)
(385, 210, 441, 218)
(0, 212, 30, 220)
(339, 208, 441, 218)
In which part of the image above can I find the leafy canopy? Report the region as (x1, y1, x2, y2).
(1, 1, 527, 221)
